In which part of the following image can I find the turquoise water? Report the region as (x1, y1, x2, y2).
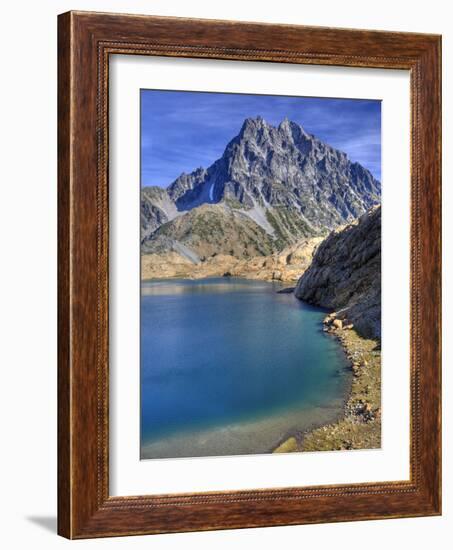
(140, 278, 350, 459)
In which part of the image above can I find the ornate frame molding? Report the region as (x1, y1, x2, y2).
(58, 11, 441, 538)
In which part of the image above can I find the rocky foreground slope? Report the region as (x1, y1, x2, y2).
(295, 206, 381, 339)
(272, 206, 382, 454)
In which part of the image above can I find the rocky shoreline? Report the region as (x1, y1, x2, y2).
(142, 268, 381, 454)
(142, 206, 382, 455)
(273, 312, 381, 453)
(142, 207, 381, 453)
(272, 206, 382, 453)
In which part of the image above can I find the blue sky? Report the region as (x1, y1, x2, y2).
(141, 90, 381, 188)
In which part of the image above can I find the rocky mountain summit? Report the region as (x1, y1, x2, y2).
(295, 206, 381, 339)
(141, 116, 381, 259)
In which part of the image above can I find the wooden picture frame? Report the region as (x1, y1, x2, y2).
(58, 10, 441, 539)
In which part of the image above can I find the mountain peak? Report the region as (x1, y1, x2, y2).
(237, 116, 311, 145)
(239, 116, 269, 136)
(158, 114, 380, 233)
(278, 117, 309, 140)
(278, 116, 291, 129)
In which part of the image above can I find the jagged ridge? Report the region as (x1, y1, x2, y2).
(141, 116, 381, 259)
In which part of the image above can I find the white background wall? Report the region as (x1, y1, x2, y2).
(0, 1, 450, 548)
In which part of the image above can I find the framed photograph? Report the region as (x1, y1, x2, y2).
(58, 11, 441, 538)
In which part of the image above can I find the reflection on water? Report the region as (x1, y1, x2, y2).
(140, 277, 350, 459)
(141, 278, 278, 296)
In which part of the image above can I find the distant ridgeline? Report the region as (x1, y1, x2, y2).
(140, 116, 381, 262)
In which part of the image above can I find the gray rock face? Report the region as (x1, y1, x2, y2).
(166, 117, 380, 227)
(141, 116, 381, 257)
(295, 206, 381, 340)
(141, 186, 178, 242)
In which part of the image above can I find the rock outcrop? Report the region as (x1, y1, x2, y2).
(295, 206, 381, 339)
(141, 186, 179, 242)
(141, 236, 323, 282)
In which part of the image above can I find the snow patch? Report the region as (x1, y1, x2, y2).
(152, 192, 179, 222)
(240, 204, 275, 236)
(172, 241, 200, 264)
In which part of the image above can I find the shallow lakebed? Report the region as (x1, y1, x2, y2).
(140, 277, 351, 459)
